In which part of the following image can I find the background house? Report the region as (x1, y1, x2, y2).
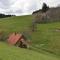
(32, 7, 60, 23)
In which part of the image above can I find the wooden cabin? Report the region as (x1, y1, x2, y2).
(7, 33, 31, 48)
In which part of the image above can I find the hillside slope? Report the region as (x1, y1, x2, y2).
(0, 42, 60, 60)
(0, 15, 32, 32)
(0, 15, 60, 56)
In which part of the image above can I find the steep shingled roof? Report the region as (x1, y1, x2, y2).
(7, 33, 22, 45)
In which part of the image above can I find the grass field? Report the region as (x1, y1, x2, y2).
(0, 42, 60, 60)
(0, 15, 32, 32)
(0, 15, 60, 60)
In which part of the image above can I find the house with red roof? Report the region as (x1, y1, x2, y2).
(7, 33, 31, 48)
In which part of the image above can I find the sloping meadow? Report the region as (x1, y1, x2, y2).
(0, 15, 60, 56)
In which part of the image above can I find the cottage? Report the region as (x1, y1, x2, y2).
(7, 33, 31, 48)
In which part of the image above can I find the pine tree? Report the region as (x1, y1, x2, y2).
(42, 3, 49, 12)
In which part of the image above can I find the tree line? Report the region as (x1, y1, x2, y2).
(0, 13, 15, 18)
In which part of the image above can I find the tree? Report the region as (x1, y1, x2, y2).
(42, 3, 49, 12)
(0, 13, 15, 18)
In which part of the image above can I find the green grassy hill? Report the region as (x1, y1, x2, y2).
(32, 22, 60, 56)
(0, 15, 32, 32)
(0, 15, 60, 60)
(0, 42, 60, 60)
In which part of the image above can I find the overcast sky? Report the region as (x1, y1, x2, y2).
(0, 0, 60, 16)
